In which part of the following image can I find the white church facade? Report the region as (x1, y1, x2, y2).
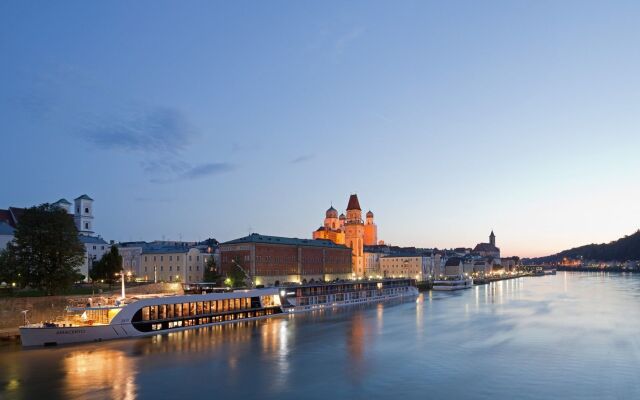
(53, 195, 110, 281)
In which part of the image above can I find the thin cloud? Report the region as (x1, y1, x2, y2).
(148, 162, 235, 184)
(291, 154, 315, 164)
(83, 107, 196, 154)
(335, 27, 365, 56)
(183, 162, 235, 179)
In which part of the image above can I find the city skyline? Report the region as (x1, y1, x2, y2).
(2, 1, 640, 258)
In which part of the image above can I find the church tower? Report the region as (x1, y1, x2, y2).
(74, 194, 94, 236)
(364, 210, 377, 246)
(344, 194, 365, 277)
(324, 206, 339, 230)
(490, 230, 496, 247)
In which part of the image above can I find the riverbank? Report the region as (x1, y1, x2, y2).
(0, 282, 182, 333)
(556, 266, 638, 273)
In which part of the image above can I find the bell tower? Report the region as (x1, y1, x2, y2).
(490, 230, 496, 247)
(74, 194, 94, 236)
(364, 210, 377, 246)
(344, 194, 365, 277)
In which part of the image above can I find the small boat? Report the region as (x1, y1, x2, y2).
(432, 275, 474, 291)
(544, 269, 557, 275)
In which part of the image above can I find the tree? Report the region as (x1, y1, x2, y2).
(0, 245, 22, 287)
(90, 246, 123, 285)
(203, 255, 222, 285)
(9, 204, 85, 295)
(225, 257, 249, 288)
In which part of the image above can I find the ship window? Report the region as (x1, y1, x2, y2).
(235, 298, 240, 310)
(182, 303, 189, 317)
(203, 301, 210, 314)
(175, 304, 182, 318)
(159, 305, 166, 320)
(190, 303, 196, 316)
(197, 302, 203, 315)
(149, 306, 157, 320)
(167, 304, 174, 319)
(141, 307, 150, 321)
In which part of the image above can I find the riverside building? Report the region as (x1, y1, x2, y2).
(219, 233, 352, 286)
(312, 194, 379, 277)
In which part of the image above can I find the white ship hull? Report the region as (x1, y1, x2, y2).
(286, 286, 419, 313)
(432, 277, 473, 291)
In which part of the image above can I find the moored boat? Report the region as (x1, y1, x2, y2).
(432, 275, 473, 291)
(20, 278, 418, 347)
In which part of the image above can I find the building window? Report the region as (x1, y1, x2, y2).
(161, 256, 163, 261)
(101, 246, 104, 250)
(169, 256, 172, 261)
(85, 207, 89, 214)
(93, 246, 96, 250)
(161, 266, 163, 271)
(145, 256, 147, 262)
(189, 266, 192, 271)
(169, 266, 172, 271)
(177, 256, 180, 261)
(189, 256, 192, 261)
(144, 267, 147, 272)
(177, 266, 180, 271)
(85, 223, 89, 229)
(197, 266, 199, 271)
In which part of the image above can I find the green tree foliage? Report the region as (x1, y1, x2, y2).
(89, 246, 123, 284)
(226, 257, 249, 288)
(530, 230, 640, 263)
(0, 245, 22, 287)
(5, 204, 85, 295)
(203, 255, 222, 284)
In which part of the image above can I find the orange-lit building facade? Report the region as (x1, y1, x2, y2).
(219, 233, 352, 286)
(313, 194, 379, 277)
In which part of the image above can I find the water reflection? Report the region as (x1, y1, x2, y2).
(1, 273, 639, 400)
(64, 348, 136, 400)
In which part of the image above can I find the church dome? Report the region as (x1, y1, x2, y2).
(326, 206, 338, 218)
(339, 213, 346, 220)
(366, 210, 374, 218)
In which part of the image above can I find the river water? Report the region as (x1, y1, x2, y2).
(1, 272, 639, 400)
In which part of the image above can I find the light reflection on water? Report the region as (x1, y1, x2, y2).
(1, 272, 640, 400)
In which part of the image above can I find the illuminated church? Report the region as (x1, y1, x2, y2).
(313, 194, 378, 277)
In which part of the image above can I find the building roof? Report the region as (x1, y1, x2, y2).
(54, 198, 71, 205)
(381, 253, 423, 259)
(79, 235, 108, 245)
(366, 210, 374, 217)
(0, 221, 15, 236)
(0, 209, 13, 227)
(75, 194, 94, 201)
(445, 257, 463, 266)
(326, 206, 338, 218)
(339, 213, 346, 219)
(222, 233, 349, 249)
(473, 243, 500, 253)
(142, 246, 197, 254)
(346, 194, 361, 211)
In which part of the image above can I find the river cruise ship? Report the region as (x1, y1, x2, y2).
(19, 288, 282, 347)
(432, 275, 474, 291)
(20, 279, 417, 347)
(279, 278, 418, 312)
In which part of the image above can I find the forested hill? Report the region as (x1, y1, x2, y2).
(529, 230, 640, 263)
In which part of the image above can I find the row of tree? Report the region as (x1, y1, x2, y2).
(0, 204, 249, 295)
(0, 204, 86, 295)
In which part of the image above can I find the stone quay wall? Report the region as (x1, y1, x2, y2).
(0, 282, 183, 331)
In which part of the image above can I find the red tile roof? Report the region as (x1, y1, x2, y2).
(346, 194, 361, 211)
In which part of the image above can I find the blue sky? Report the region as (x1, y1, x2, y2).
(1, 1, 639, 257)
